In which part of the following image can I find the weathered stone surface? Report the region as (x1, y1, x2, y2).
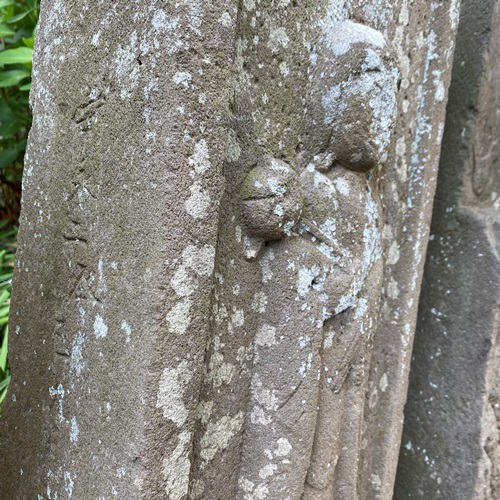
(0, 1, 238, 498)
(0, 0, 461, 499)
(396, 0, 500, 498)
(352, 1, 461, 497)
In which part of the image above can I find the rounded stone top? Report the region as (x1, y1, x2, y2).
(240, 158, 303, 241)
(301, 21, 399, 173)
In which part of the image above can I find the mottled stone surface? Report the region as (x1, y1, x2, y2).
(0, 0, 461, 499)
(396, 0, 500, 498)
(0, 1, 238, 498)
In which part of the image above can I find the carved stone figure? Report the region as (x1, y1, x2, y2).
(0, 0, 464, 495)
(237, 21, 398, 499)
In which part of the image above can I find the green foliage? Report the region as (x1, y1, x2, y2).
(0, 0, 38, 222)
(0, 222, 16, 414)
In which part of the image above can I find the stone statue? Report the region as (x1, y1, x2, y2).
(0, 0, 463, 496)
(237, 21, 398, 499)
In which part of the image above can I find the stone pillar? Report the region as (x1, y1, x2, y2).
(396, 0, 500, 498)
(0, 1, 460, 499)
(0, 1, 238, 497)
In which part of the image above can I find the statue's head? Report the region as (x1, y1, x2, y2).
(239, 22, 395, 269)
(302, 21, 398, 172)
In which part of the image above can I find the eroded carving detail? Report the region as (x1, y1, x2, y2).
(237, 21, 398, 499)
(241, 158, 303, 243)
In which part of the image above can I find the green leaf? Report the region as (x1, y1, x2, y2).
(18, 81, 30, 91)
(0, 23, 14, 37)
(22, 36, 34, 48)
(5, 10, 31, 24)
(0, 226, 17, 239)
(0, 290, 10, 305)
(0, 325, 7, 371)
(0, 148, 18, 169)
(9, 27, 31, 45)
(0, 374, 10, 406)
(0, 100, 21, 136)
(0, 68, 30, 87)
(0, 118, 21, 136)
(0, 375, 9, 392)
(0, 226, 17, 238)
(0, 0, 15, 9)
(0, 46, 33, 65)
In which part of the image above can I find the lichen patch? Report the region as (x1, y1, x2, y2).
(166, 299, 192, 335)
(185, 182, 211, 219)
(156, 361, 192, 426)
(200, 412, 244, 463)
(162, 431, 192, 500)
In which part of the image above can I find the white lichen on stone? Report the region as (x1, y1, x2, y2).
(162, 431, 192, 500)
(185, 182, 211, 219)
(219, 12, 232, 27)
(120, 320, 132, 343)
(70, 416, 79, 443)
(114, 32, 140, 99)
(275, 437, 292, 457)
(171, 244, 216, 298)
(196, 401, 214, 425)
(260, 250, 275, 283)
(279, 62, 289, 77)
(70, 332, 85, 376)
(370, 473, 382, 491)
(267, 26, 289, 53)
(387, 277, 400, 299)
(183, 245, 216, 276)
(200, 412, 244, 462)
(251, 292, 268, 313)
(297, 265, 320, 297)
(235, 225, 242, 243)
(209, 336, 236, 387)
(387, 241, 401, 265)
(252, 374, 279, 411)
(259, 463, 277, 479)
(333, 177, 350, 196)
(166, 299, 192, 335)
(379, 373, 389, 392)
(93, 314, 108, 339)
(49, 384, 65, 421)
(64, 471, 74, 498)
(323, 19, 385, 55)
(171, 265, 197, 297)
(188, 139, 211, 174)
(255, 324, 277, 347)
(173, 72, 192, 88)
(250, 406, 272, 426)
(232, 309, 245, 327)
(156, 361, 192, 426)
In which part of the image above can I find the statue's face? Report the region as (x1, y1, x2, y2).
(325, 46, 398, 170)
(304, 21, 398, 172)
